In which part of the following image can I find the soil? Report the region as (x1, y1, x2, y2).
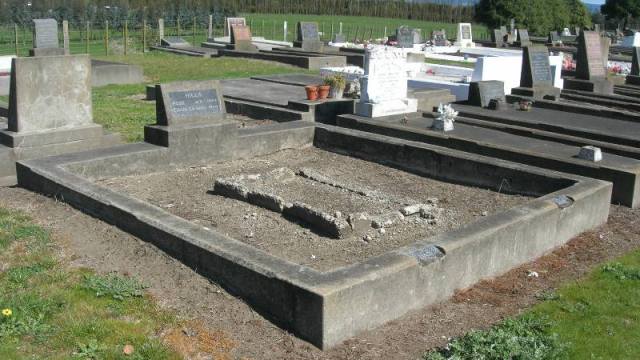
(0, 185, 638, 359)
(96, 147, 528, 271)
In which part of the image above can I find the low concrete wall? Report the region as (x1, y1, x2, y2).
(16, 123, 611, 350)
(218, 49, 346, 70)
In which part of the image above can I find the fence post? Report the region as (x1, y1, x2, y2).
(283, 21, 287, 42)
(193, 17, 196, 44)
(104, 20, 109, 56)
(85, 21, 90, 54)
(158, 18, 164, 43)
(124, 20, 128, 55)
(177, 18, 181, 36)
(142, 19, 147, 52)
(208, 15, 213, 40)
(14, 23, 19, 56)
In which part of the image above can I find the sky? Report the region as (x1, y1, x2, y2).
(583, 0, 605, 4)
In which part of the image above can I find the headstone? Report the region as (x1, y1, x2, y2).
(294, 22, 323, 52)
(621, 32, 640, 47)
(224, 17, 246, 37)
(355, 46, 417, 118)
(161, 36, 191, 48)
(467, 81, 505, 108)
(492, 29, 505, 48)
(230, 25, 258, 52)
(517, 29, 531, 47)
(626, 47, 640, 85)
(564, 31, 613, 93)
(158, 19, 164, 41)
(156, 80, 226, 126)
(575, 26, 581, 36)
(431, 29, 448, 46)
(512, 46, 561, 99)
(411, 29, 422, 44)
(396, 26, 413, 48)
(333, 33, 346, 43)
(500, 26, 508, 35)
(455, 23, 474, 48)
(30, 19, 65, 57)
(548, 31, 561, 45)
(8, 55, 93, 132)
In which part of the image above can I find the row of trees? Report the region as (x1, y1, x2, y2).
(474, 0, 592, 35)
(0, 0, 476, 27)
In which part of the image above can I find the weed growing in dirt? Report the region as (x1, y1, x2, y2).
(601, 262, 640, 280)
(423, 315, 567, 360)
(81, 273, 147, 301)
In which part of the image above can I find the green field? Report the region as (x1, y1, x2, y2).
(0, 14, 489, 57)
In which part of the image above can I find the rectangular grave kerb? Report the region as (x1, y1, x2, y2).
(15, 122, 611, 350)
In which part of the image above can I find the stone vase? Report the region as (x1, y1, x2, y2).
(330, 86, 345, 99)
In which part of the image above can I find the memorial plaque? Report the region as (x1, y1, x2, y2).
(520, 46, 553, 87)
(468, 81, 505, 108)
(161, 36, 190, 48)
(33, 19, 59, 49)
(576, 31, 606, 79)
(156, 80, 226, 126)
(632, 47, 640, 76)
(396, 26, 413, 48)
(298, 22, 320, 41)
(225, 17, 246, 37)
(461, 24, 471, 40)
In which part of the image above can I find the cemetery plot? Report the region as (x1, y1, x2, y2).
(98, 147, 527, 271)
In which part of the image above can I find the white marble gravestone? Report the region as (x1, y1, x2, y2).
(356, 46, 417, 118)
(455, 23, 475, 48)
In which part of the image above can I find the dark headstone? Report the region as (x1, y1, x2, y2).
(432, 30, 448, 46)
(627, 47, 640, 85)
(396, 26, 413, 48)
(576, 31, 606, 80)
(468, 81, 505, 108)
(224, 17, 246, 37)
(512, 46, 561, 99)
(517, 29, 531, 46)
(295, 22, 323, 52)
(33, 19, 59, 49)
(156, 80, 226, 126)
(230, 25, 258, 52)
(492, 29, 505, 47)
(548, 31, 560, 44)
(161, 36, 190, 48)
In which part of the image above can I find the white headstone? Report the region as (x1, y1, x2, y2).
(356, 46, 417, 118)
(455, 23, 475, 48)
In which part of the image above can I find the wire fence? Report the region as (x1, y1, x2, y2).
(0, 18, 492, 57)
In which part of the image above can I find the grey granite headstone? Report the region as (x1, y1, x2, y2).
(396, 26, 413, 48)
(517, 29, 531, 46)
(520, 46, 553, 87)
(492, 29, 505, 47)
(33, 19, 59, 49)
(295, 22, 323, 52)
(8, 55, 93, 133)
(156, 80, 226, 126)
(549, 31, 561, 44)
(468, 81, 505, 108)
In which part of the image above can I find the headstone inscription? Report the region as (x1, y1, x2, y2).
(626, 47, 640, 85)
(230, 25, 258, 52)
(564, 31, 613, 93)
(30, 19, 65, 57)
(468, 81, 505, 108)
(156, 80, 226, 126)
(396, 26, 413, 48)
(355, 46, 417, 117)
(517, 29, 531, 46)
(512, 46, 561, 99)
(295, 22, 323, 52)
(224, 17, 246, 37)
(431, 29, 448, 46)
(455, 23, 474, 47)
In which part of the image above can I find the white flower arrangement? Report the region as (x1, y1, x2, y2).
(432, 103, 457, 132)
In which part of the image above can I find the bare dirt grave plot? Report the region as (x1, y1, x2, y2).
(97, 147, 529, 271)
(0, 186, 637, 360)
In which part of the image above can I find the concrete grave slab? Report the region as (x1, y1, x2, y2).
(16, 119, 610, 350)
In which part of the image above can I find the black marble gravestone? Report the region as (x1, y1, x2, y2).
(156, 80, 226, 126)
(468, 81, 505, 108)
(512, 46, 561, 99)
(627, 47, 640, 85)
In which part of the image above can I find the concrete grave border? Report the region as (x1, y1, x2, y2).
(16, 121, 611, 349)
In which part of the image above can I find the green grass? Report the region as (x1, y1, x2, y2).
(0, 207, 181, 359)
(91, 52, 308, 142)
(425, 249, 640, 359)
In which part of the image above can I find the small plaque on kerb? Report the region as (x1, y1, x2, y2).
(552, 195, 575, 209)
(406, 245, 445, 265)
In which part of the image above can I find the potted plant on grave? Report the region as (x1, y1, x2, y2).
(318, 81, 331, 100)
(305, 85, 319, 101)
(324, 75, 347, 99)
